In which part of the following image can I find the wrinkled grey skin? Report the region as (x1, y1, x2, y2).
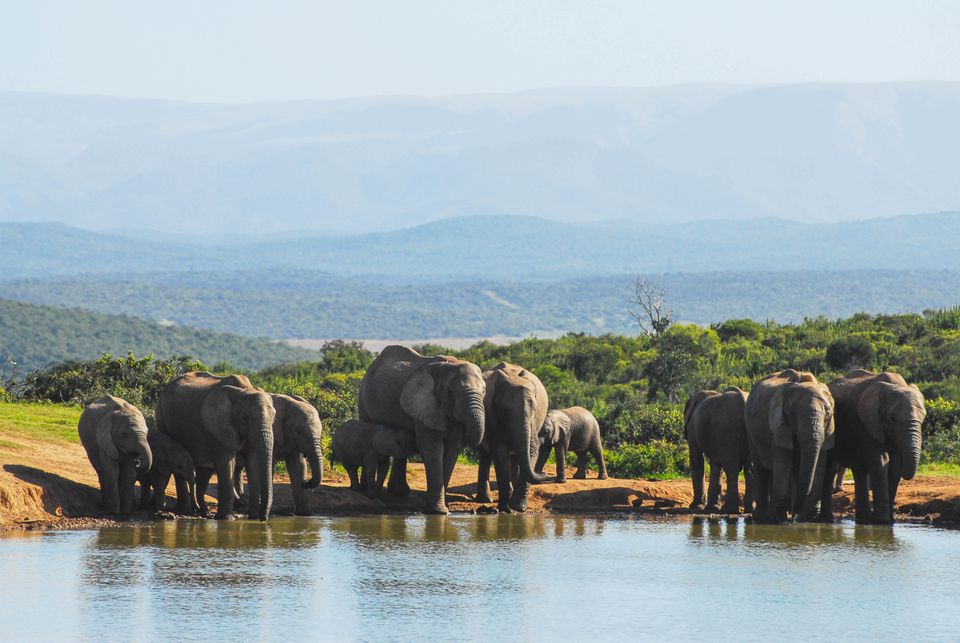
(476, 362, 550, 513)
(684, 387, 752, 514)
(78, 396, 153, 515)
(331, 420, 419, 498)
(138, 429, 198, 515)
(820, 370, 925, 524)
(235, 394, 324, 516)
(745, 370, 835, 523)
(157, 372, 275, 521)
(358, 345, 486, 515)
(534, 407, 607, 482)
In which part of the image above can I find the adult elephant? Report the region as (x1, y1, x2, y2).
(684, 387, 752, 514)
(78, 396, 153, 515)
(358, 345, 486, 515)
(235, 393, 324, 516)
(745, 370, 835, 523)
(821, 370, 925, 524)
(534, 406, 607, 482)
(475, 362, 549, 513)
(157, 372, 275, 521)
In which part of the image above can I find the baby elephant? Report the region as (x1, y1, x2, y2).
(137, 429, 199, 515)
(535, 407, 607, 482)
(78, 396, 153, 515)
(684, 387, 752, 514)
(331, 421, 418, 498)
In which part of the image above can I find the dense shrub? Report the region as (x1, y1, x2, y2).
(604, 442, 689, 479)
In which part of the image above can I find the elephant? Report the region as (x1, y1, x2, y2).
(819, 370, 925, 524)
(683, 387, 752, 514)
(358, 345, 486, 515)
(744, 370, 835, 523)
(330, 420, 419, 498)
(137, 429, 199, 515)
(156, 371, 275, 520)
(475, 362, 550, 513)
(78, 395, 153, 515)
(534, 406, 607, 482)
(234, 393, 324, 516)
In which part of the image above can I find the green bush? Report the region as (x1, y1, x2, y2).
(922, 398, 960, 465)
(604, 442, 689, 479)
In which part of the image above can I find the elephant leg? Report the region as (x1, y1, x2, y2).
(118, 460, 138, 515)
(887, 454, 903, 519)
(415, 424, 448, 515)
(387, 457, 411, 497)
(346, 464, 361, 490)
(375, 458, 391, 497)
(137, 475, 153, 510)
(214, 457, 237, 520)
(195, 467, 214, 517)
(816, 454, 837, 522)
(98, 460, 120, 514)
(534, 443, 550, 475)
(243, 449, 264, 521)
(770, 448, 792, 523)
(491, 443, 514, 513)
(287, 454, 310, 514)
(442, 432, 462, 489)
(867, 451, 892, 524)
(852, 468, 872, 524)
(720, 461, 740, 514)
(509, 475, 531, 513)
(168, 474, 186, 514)
(743, 464, 755, 514)
(362, 452, 382, 498)
(573, 452, 588, 479)
(705, 461, 722, 512)
(592, 443, 607, 480)
(688, 442, 705, 510)
(476, 448, 493, 502)
(554, 444, 567, 482)
(799, 448, 829, 521)
(153, 471, 170, 512)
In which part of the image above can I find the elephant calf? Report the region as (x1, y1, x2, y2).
(78, 396, 153, 515)
(331, 420, 418, 498)
(138, 429, 199, 515)
(684, 387, 752, 514)
(534, 407, 607, 482)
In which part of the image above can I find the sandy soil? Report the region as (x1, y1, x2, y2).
(1, 431, 958, 529)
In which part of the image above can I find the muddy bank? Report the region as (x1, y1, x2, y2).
(1, 430, 959, 529)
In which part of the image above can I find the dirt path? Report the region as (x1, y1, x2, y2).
(1, 430, 958, 529)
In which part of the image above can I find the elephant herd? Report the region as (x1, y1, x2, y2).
(77, 345, 921, 525)
(78, 346, 607, 520)
(685, 368, 925, 524)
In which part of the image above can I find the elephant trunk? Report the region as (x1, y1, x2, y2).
(518, 418, 550, 484)
(304, 435, 324, 488)
(898, 421, 922, 481)
(254, 421, 274, 521)
(134, 435, 153, 473)
(797, 421, 825, 502)
(464, 395, 485, 449)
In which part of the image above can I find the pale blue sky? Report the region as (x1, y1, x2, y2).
(2, 0, 959, 102)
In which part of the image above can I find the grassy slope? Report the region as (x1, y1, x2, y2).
(0, 402, 82, 445)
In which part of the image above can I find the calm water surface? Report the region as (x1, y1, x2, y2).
(0, 515, 957, 641)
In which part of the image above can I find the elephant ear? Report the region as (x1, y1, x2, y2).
(201, 386, 243, 451)
(856, 383, 887, 444)
(400, 366, 447, 432)
(769, 385, 794, 450)
(270, 395, 289, 448)
(554, 412, 571, 446)
(97, 410, 121, 461)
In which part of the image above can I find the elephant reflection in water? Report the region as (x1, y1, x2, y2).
(687, 517, 897, 549)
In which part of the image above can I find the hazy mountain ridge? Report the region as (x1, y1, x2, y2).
(2, 212, 960, 280)
(2, 83, 959, 232)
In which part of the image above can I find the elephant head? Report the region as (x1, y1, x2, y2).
(683, 390, 716, 439)
(272, 394, 324, 489)
(100, 402, 153, 473)
(856, 377, 925, 480)
(769, 379, 835, 504)
(201, 385, 276, 521)
(399, 360, 486, 448)
(539, 410, 570, 448)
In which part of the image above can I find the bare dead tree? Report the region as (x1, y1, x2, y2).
(628, 277, 672, 336)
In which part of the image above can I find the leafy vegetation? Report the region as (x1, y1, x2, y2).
(4, 310, 960, 478)
(0, 298, 321, 372)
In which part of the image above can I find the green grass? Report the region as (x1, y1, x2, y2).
(0, 401, 82, 444)
(917, 462, 960, 478)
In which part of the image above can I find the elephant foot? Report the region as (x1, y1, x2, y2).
(555, 475, 567, 484)
(508, 497, 528, 513)
(720, 503, 739, 515)
(688, 501, 705, 511)
(572, 472, 586, 480)
(475, 491, 493, 503)
(597, 474, 608, 480)
(704, 503, 720, 513)
(388, 482, 412, 497)
(815, 512, 835, 523)
(872, 513, 893, 526)
(423, 499, 449, 515)
(303, 478, 320, 489)
(497, 505, 515, 514)
(214, 512, 236, 521)
(294, 509, 313, 516)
